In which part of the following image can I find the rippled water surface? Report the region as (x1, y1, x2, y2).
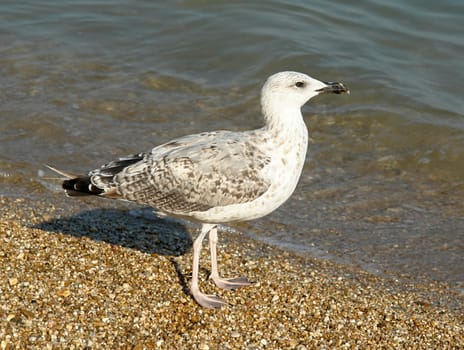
(1, 0, 463, 290)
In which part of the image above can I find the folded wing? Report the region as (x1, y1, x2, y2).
(64, 130, 271, 216)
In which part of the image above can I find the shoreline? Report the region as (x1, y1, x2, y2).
(1, 195, 463, 348)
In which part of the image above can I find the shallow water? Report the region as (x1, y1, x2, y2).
(1, 1, 463, 290)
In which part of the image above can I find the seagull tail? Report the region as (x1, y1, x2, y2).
(62, 176, 105, 196)
(46, 165, 104, 197)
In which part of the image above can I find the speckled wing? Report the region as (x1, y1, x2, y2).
(93, 131, 271, 215)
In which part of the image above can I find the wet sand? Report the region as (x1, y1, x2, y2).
(1, 195, 463, 349)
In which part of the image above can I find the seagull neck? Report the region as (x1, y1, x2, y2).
(262, 102, 306, 137)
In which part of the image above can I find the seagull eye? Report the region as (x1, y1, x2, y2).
(295, 81, 305, 88)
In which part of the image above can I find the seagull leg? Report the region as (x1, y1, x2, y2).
(190, 223, 226, 309)
(209, 225, 254, 290)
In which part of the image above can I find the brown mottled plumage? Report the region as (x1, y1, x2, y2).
(65, 130, 271, 216)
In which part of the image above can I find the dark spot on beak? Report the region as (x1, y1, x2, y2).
(316, 82, 350, 95)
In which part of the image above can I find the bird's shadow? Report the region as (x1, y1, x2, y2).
(32, 207, 194, 294)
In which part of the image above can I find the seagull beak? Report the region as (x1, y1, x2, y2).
(316, 81, 350, 95)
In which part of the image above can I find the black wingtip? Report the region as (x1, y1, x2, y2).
(62, 177, 104, 196)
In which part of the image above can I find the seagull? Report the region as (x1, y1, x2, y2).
(51, 71, 349, 309)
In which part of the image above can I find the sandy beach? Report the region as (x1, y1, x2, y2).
(1, 195, 463, 349)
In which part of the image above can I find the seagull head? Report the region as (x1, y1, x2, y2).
(261, 71, 349, 110)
